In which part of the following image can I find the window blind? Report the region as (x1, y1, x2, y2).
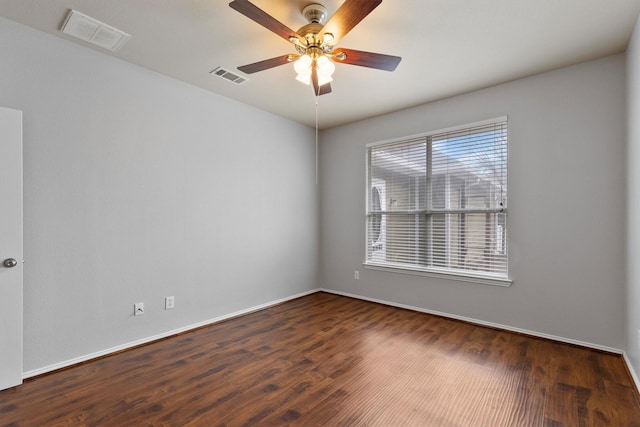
(366, 119, 508, 279)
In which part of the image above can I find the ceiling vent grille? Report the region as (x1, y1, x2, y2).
(60, 9, 130, 52)
(210, 67, 248, 85)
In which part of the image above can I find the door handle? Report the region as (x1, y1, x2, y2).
(3, 258, 18, 268)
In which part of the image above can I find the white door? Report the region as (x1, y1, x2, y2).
(0, 106, 23, 391)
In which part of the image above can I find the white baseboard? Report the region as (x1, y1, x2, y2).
(320, 288, 624, 355)
(623, 352, 640, 393)
(23, 288, 321, 379)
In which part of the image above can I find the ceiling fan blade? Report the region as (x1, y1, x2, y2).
(311, 68, 332, 96)
(333, 48, 401, 71)
(318, 83, 332, 96)
(237, 55, 293, 74)
(229, 0, 301, 43)
(320, 0, 382, 43)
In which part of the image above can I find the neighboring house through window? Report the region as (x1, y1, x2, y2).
(365, 118, 508, 282)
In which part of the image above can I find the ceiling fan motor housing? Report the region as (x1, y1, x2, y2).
(296, 22, 324, 52)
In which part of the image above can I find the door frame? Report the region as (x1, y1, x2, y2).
(0, 106, 23, 391)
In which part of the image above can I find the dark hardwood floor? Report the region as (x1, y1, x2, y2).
(1, 292, 639, 426)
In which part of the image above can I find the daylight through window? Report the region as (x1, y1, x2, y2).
(366, 118, 508, 280)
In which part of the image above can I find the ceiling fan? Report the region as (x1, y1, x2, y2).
(228, 0, 401, 95)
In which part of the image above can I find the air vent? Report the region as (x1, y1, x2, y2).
(60, 9, 130, 52)
(210, 67, 248, 85)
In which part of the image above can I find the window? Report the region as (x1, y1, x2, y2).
(366, 118, 508, 282)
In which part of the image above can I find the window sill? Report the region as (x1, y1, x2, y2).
(363, 262, 512, 287)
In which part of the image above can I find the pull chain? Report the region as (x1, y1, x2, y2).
(315, 92, 319, 185)
(314, 81, 321, 185)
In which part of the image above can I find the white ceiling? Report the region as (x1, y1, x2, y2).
(1, 0, 639, 129)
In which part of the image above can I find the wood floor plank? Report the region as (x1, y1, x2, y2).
(1, 292, 639, 426)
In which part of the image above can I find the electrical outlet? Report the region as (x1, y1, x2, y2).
(134, 302, 144, 316)
(165, 296, 175, 310)
(354, 270, 360, 280)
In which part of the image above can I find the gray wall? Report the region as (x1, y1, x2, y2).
(627, 14, 640, 381)
(320, 54, 627, 350)
(0, 17, 318, 372)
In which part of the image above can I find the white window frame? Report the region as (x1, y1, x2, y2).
(364, 117, 512, 287)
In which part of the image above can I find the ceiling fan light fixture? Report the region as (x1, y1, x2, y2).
(296, 71, 312, 85)
(295, 54, 313, 85)
(294, 54, 335, 87)
(317, 55, 335, 76)
(316, 55, 335, 86)
(294, 54, 313, 74)
(322, 32, 335, 45)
